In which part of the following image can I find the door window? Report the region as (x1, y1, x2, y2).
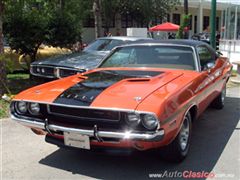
(197, 46, 214, 70)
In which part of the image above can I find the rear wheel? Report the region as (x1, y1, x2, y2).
(160, 111, 192, 162)
(211, 85, 226, 109)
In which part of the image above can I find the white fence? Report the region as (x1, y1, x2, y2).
(219, 40, 240, 70)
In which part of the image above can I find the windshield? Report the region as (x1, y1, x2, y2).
(99, 45, 196, 70)
(84, 39, 125, 52)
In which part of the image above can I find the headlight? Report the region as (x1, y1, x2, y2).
(15, 101, 27, 114)
(142, 114, 158, 130)
(126, 113, 140, 127)
(28, 102, 40, 115)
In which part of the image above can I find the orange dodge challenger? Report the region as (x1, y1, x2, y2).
(10, 40, 232, 162)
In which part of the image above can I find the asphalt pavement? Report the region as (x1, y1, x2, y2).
(1, 84, 240, 180)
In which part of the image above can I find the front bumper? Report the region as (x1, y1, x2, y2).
(11, 115, 164, 141)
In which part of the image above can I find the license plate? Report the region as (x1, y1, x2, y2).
(64, 132, 90, 149)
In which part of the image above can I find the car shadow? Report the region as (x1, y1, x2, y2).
(39, 96, 240, 180)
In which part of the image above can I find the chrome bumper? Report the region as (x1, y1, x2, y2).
(11, 115, 164, 141)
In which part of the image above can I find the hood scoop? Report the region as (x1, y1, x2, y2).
(127, 78, 151, 82)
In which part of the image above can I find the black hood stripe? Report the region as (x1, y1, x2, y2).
(53, 70, 163, 106)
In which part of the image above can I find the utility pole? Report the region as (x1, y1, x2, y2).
(210, 0, 216, 49)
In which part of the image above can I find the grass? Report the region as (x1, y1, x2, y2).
(231, 69, 237, 77)
(0, 73, 38, 119)
(0, 47, 70, 119)
(6, 73, 38, 95)
(0, 99, 9, 118)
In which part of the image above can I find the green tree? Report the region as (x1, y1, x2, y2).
(47, 0, 85, 48)
(118, 0, 180, 27)
(176, 14, 191, 39)
(4, 0, 88, 67)
(4, 0, 49, 66)
(176, 0, 190, 39)
(0, 0, 6, 96)
(92, 0, 180, 37)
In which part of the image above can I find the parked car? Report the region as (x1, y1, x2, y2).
(11, 40, 232, 162)
(191, 32, 220, 49)
(30, 36, 150, 80)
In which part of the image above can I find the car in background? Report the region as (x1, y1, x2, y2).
(191, 32, 220, 49)
(11, 40, 232, 162)
(30, 36, 150, 80)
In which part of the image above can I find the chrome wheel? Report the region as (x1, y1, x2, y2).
(179, 116, 190, 151)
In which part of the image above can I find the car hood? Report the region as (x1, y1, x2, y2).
(14, 68, 183, 110)
(31, 51, 108, 70)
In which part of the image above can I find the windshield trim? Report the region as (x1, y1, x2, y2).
(98, 44, 200, 72)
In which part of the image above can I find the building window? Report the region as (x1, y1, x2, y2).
(173, 13, 180, 25)
(194, 16, 197, 33)
(83, 15, 95, 28)
(133, 19, 147, 28)
(102, 15, 115, 28)
(203, 16, 210, 31)
(121, 14, 133, 28)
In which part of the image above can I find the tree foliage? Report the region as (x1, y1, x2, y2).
(3, 0, 86, 64)
(4, 1, 49, 63)
(94, 0, 180, 37)
(115, 0, 180, 27)
(176, 14, 191, 39)
(47, 0, 91, 47)
(3, 0, 181, 63)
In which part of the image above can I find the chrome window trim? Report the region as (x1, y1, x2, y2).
(196, 44, 217, 72)
(98, 44, 200, 72)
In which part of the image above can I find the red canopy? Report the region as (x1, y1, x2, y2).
(149, 22, 186, 32)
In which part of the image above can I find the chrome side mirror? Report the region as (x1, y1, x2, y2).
(206, 62, 215, 69)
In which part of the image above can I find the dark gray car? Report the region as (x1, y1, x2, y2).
(30, 36, 149, 79)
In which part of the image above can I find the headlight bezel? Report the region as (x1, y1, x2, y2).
(13, 101, 41, 116)
(15, 101, 28, 114)
(125, 111, 160, 130)
(141, 114, 159, 130)
(28, 102, 41, 115)
(125, 112, 141, 127)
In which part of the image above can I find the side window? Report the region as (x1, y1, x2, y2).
(197, 46, 214, 70)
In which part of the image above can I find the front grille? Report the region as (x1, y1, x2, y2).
(48, 105, 121, 121)
(31, 66, 54, 77)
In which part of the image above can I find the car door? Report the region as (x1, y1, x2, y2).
(196, 45, 221, 114)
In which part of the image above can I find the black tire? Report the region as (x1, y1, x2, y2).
(211, 85, 226, 109)
(160, 112, 192, 163)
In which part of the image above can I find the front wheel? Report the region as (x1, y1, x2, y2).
(160, 112, 192, 162)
